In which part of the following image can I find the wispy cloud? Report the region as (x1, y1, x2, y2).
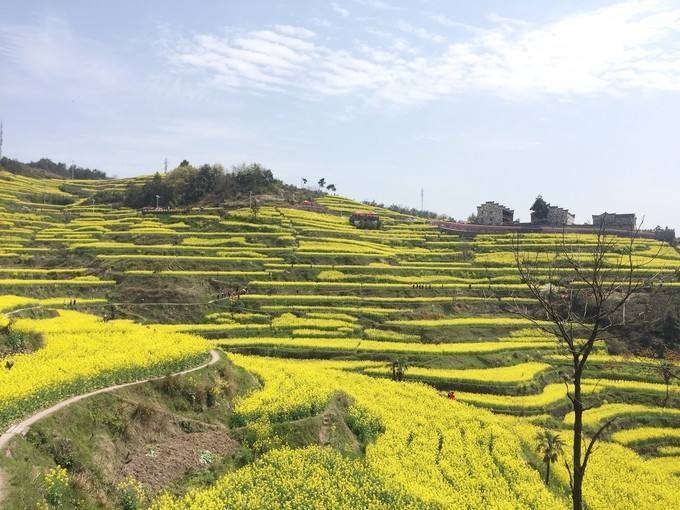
(309, 17, 335, 29)
(331, 3, 350, 17)
(394, 20, 445, 43)
(485, 12, 533, 29)
(428, 13, 483, 34)
(169, 1, 680, 106)
(0, 16, 126, 89)
(351, 0, 401, 11)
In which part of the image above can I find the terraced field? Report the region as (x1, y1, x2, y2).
(0, 170, 678, 509)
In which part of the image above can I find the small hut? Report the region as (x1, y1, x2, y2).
(349, 211, 381, 229)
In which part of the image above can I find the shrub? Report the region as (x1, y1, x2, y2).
(43, 466, 70, 508)
(117, 477, 147, 510)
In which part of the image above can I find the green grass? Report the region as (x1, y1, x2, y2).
(0, 353, 265, 509)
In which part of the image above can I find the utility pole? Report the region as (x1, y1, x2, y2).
(421, 187, 424, 212)
(623, 300, 626, 325)
(164, 158, 168, 174)
(155, 194, 160, 210)
(71, 160, 75, 180)
(0, 121, 4, 160)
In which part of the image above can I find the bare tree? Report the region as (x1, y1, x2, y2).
(250, 196, 260, 218)
(656, 355, 679, 407)
(508, 224, 659, 510)
(634, 346, 679, 407)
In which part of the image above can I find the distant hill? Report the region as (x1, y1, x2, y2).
(0, 157, 108, 180)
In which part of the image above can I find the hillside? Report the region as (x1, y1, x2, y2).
(0, 169, 679, 509)
(0, 157, 108, 180)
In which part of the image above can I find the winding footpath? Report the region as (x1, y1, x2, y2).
(0, 349, 221, 502)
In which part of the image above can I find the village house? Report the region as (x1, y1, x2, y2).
(531, 204, 575, 226)
(349, 211, 381, 229)
(476, 201, 514, 225)
(546, 206, 575, 226)
(592, 212, 637, 231)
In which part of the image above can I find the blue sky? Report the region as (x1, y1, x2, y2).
(1, 0, 679, 229)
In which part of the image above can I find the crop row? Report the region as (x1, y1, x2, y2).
(0, 295, 107, 312)
(0, 277, 115, 287)
(458, 379, 680, 414)
(240, 294, 536, 304)
(363, 361, 552, 386)
(611, 427, 680, 447)
(152, 354, 677, 509)
(0, 311, 208, 429)
(258, 305, 410, 316)
(218, 337, 555, 355)
(563, 403, 680, 430)
(97, 254, 282, 263)
(248, 280, 531, 290)
(124, 270, 278, 277)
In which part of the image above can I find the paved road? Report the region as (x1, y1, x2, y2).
(0, 349, 221, 502)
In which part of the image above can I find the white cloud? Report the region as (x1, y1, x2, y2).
(331, 3, 350, 17)
(171, 26, 320, 93)
(485, 12, 533, 29)
(0, 16, 125, 89)
(273, 25, 316, 39)
(169, 1, 680, 106)
(364, 27, 392, 39)
(428, 14, 483, 34)
(395, 20, 445, 43)
(310, 17, 335, 29)
(351, 0, 401, 11)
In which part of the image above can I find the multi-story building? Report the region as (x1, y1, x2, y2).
(546, 206, 575, 226)
(531, 205, 575, 226)
(476, 201, 514, 225)
(592, 212, 637, 231)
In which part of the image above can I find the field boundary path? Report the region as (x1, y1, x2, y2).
(0, 349, 221, 503)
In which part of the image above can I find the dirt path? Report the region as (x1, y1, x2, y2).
(0, 468, 6, 506)
(0, 349, 221, 503)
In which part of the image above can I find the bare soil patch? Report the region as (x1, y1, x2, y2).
(121, 430, 238, 491)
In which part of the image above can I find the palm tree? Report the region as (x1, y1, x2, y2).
(318, 177, 326, 189)
(391, 359, 408, 382)
(536, 431, 565, 485)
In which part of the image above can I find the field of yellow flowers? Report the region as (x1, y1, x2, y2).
(1, 170, 679, 509)
(0, 310, 208, 428)
(151, 354, 679, 509)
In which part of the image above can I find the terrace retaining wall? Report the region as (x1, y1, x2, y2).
(431, 220, 659, 240)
